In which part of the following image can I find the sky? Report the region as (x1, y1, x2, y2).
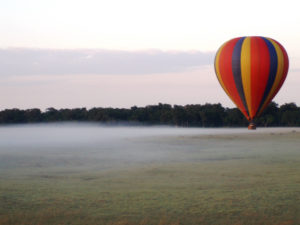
(0, 0, 300, 110)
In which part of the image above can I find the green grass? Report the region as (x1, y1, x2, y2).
(1, 131, 300, 224)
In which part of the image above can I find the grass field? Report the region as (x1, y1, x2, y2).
(0, 126, 300, 225)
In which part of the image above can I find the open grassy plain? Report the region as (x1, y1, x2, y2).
(0, 125, 300, 225)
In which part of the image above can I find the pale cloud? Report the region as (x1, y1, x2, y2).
(0, 66, 232, 110)
(0, 48, 298, 110)
(0, 61, 298, 110)
(0, 48, 214, 76)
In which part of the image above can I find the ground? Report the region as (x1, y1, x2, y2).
(0, 126, 300, 225)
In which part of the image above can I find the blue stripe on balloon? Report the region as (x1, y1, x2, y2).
(257, 37, 278, 115)
(231, 37, 249, 117)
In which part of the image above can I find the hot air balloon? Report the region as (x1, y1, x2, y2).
(214, 36, 289, 129)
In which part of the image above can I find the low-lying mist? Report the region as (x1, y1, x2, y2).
(0, 123, 299, 171)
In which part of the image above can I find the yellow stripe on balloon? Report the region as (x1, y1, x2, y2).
(240, 37, 253, 118)
(257, 38, 285, 116)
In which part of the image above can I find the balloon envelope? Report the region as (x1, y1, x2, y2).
(214, 36, 289, 121)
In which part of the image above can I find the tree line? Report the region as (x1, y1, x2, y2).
(0, 102, 300, 127)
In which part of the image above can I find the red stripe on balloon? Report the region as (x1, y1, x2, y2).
(262, 40, 289, 107)
(250, 37, 270, 117)
(218, 37, 249, 119)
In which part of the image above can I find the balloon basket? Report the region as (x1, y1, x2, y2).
(248, 122, 256, 130)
